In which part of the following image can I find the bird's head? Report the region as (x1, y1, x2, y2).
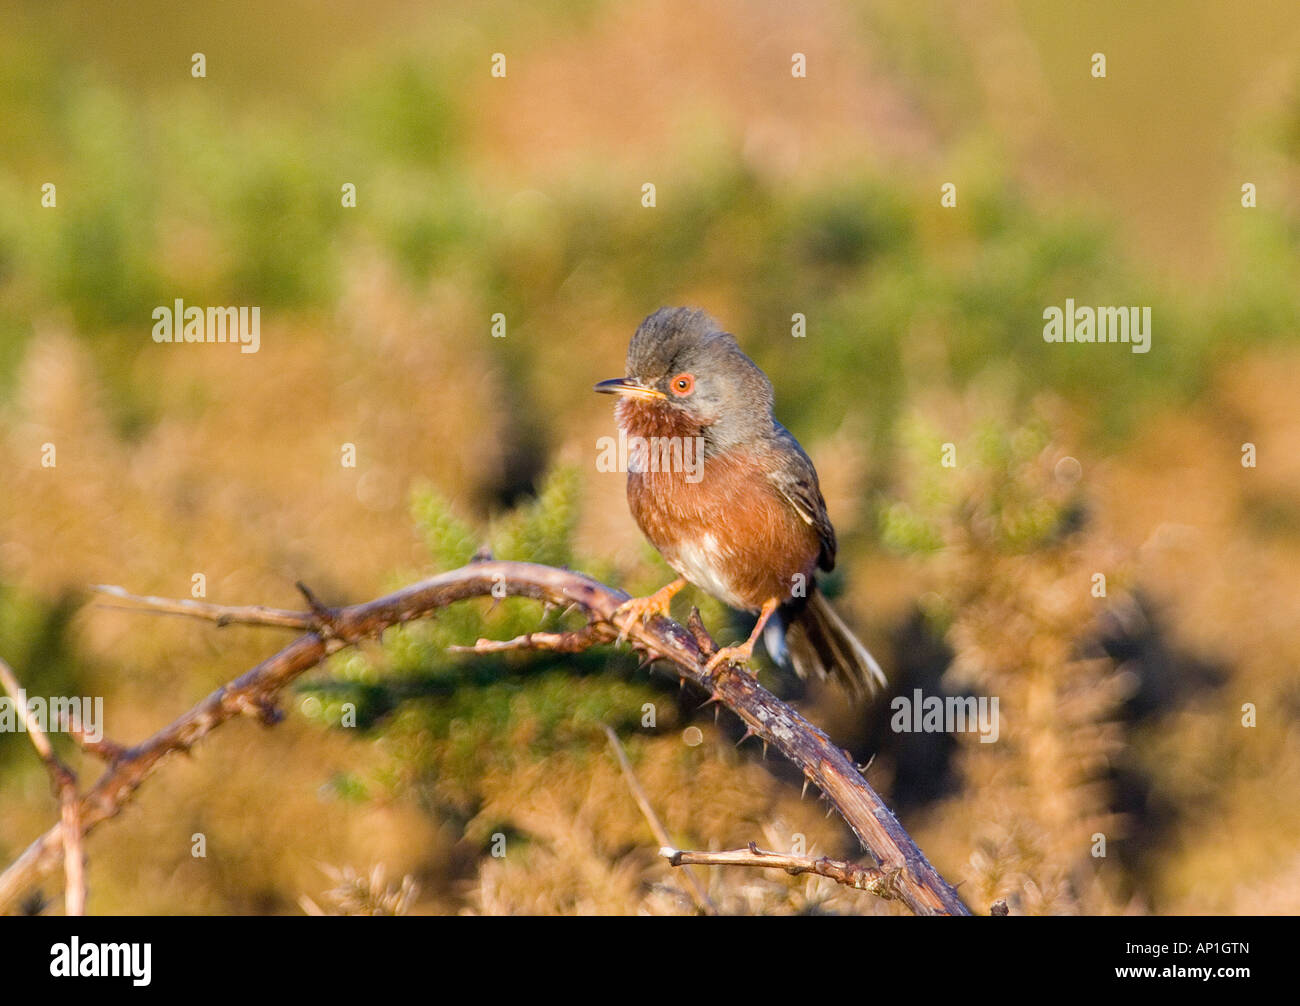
(595, 307, 774, 450)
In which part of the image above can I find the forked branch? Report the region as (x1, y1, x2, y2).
(662, 842, 904, 899)
(0, 658, 85, 916)
(0, 561, 968, 916)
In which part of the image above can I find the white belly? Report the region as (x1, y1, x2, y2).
(663, 533, 751, 611)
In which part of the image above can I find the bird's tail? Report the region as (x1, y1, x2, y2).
(763, 592, 887, 701)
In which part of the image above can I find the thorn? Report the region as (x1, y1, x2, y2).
(801, 779, 809, 800)
(236, 693, 284, 727)
(89, 738, 128, 764)
(295, 580, 327, 612)
(296, 581, 338, 638)
(686, 607, 717, 656)
(761, 741, 768, 760)
(470, 545, 493, 563)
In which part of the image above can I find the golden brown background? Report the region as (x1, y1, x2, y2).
(1, 0, 1298, 914)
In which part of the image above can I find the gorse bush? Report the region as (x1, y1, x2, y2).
(1, 2, 1297, 915)
(300, 470, 665, 828)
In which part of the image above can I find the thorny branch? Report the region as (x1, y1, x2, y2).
(0, 657, 85, 916)
(661, 842, 904, 899)
(0, 560, 969, 916)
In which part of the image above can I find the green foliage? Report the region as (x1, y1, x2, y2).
(489, 465, 581, 569)
(410, 484, 480, 572)
(2, 19, 1297, 450)
(0, 584, 84, 773)
(301, 470, 667, 829)
(375, 671, 658, 820)
(879, 404, 1079, 558)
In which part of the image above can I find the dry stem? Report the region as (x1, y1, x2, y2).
(0, 561, 968, 916)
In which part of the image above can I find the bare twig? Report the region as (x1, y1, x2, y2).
(601, 724, 716, 915)
(449, 622, 615, 655)
(0, 657, 85, 916)
(661, 842, 903, 899)
(64, 713, 128, 763)
(91, 584, 314, 630)
(0, 561, 968, 916)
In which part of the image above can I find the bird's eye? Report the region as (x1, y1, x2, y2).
(670, 373, 694, 396)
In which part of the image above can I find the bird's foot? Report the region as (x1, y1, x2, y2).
(704, 641, 757, 675)
(702, 598, 779, 676)
(611, 578, 686, 644)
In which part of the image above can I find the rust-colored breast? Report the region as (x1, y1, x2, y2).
(616, 398, 820, 611)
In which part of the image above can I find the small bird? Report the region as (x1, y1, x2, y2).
(595, 307, 886, 698)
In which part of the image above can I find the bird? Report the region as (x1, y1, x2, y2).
(595, 306, 886, 699)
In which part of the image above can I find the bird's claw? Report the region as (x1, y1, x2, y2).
(611, 580, 685, 644)
(704, 643, 757, 675)
(612, 598, 661, 645)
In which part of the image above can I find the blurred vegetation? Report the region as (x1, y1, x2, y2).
(1, 1, 1299, 914)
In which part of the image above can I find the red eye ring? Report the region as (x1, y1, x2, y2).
(670, 373, 694, 396)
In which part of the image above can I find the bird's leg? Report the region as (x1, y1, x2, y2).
(705, 597, 780, 674)
(612, 577, 687, 643)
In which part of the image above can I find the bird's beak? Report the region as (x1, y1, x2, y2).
(593, 377, 665, 400)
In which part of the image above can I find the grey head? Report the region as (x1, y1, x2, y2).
(596, 307, 776, 453)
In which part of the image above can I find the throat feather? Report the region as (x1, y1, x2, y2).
(614, 397, 706, 439)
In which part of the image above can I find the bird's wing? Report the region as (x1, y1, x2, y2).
(768, 423, 837, 571)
